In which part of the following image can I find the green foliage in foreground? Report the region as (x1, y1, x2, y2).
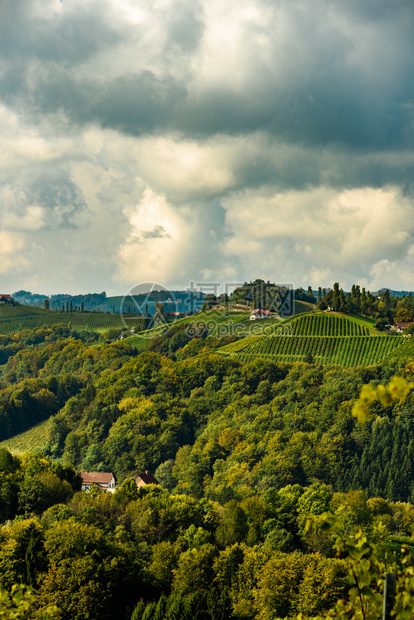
(0, 584, 59, 619)
(4, 323, 414, 617)
(294, 512, 414, 620)
(3, 457, 414, 620)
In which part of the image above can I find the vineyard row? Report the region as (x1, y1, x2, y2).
(232, 335, 403, 368)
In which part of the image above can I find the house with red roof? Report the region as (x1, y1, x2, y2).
(0, 295, 11, 304)
(81, 471, 116, 492)
(394, 322, 414, 333)
(250, 309, 271, 320)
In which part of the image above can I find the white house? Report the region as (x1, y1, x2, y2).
(81, 471, 116, 493)
(250, 309, 271, 320)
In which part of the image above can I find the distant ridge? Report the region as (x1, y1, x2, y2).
(378, 288, 414, 297)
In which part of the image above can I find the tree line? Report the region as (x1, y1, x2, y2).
(3, 449, 414, 619)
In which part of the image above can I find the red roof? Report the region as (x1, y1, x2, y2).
(0, 294, 10, 300)
(81, 471, 114, 485)
(396, 322, 414, 329)
(250, 309, 271, 315)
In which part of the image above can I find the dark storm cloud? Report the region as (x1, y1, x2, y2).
(0, 0, 121, 66)
(163, 0, 205, 53)
(0, 0, 413, 159)
(230, 142, 414, 195)
(175, 0, 414, 150)
(0, 172, 90, 230)
(90, 72, 187, 135)
(0, 0, 202, 133)
(2, 0, 414, 294)
(32, 179, 90, 228)
(0, 0, 126, 117)
(16, 68, 187, 135)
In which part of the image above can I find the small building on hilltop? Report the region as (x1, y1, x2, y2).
(250, 309, 271, 320)
(134, 471, 159, 487)
(81, 471, 116, 492)
(0, 295, 11, 304)
(394, 322, 414, 333)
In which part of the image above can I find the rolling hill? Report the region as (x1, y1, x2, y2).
(218, 312, 405, 367)
(0, 303, 128, 334)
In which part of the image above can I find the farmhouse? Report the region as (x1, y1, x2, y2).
(250, 309, 271, 320)
(81, 471, 116, 492)
(134, 471, 159, 487)
(0, 294, 11, 304)
(394, 322, 414, 333)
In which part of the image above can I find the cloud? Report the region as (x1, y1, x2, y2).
(0, 176, 90, 230)
(368, 244, 414, 291)
(221, 185, 414, 288)
(1, 0, 414, 293)
(118, 188, 196, 283)
(117, 186, 231, 287)
(2, 206, 45, 231)
(118, 135, 238, 201)
(141, 225, 170, 240)
(0, 0, 413, 149)
(0, 231, 27, 274)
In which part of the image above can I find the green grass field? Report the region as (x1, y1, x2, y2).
(135, 310, 295, 343)
(125, 334, 152, 351)
(0, 420, 50, 455)
(0, 303, 131, 334)
(293, 300, 315, 314)
(341, 313, 376, 330)
(219, 312, 404, 368)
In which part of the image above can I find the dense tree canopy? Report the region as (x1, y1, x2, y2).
(1, 321, 414, 617)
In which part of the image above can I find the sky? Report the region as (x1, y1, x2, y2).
(1, 0, 414, 295)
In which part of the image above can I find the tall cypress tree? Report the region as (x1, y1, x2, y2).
(332, 283, 340, 311)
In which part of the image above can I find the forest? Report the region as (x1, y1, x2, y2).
(2, 319, 414, 618)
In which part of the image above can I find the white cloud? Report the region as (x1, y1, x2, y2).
(221, 186, 414, 288)
(129, 136, 237, 201)
(0, 104, 76, 171)
(118, 188, 196, 284)
(2, 205, 46, 231)
(0, 231, 27, 274)
(1, 0, 414, 294)
(368, 245, 414, 291)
